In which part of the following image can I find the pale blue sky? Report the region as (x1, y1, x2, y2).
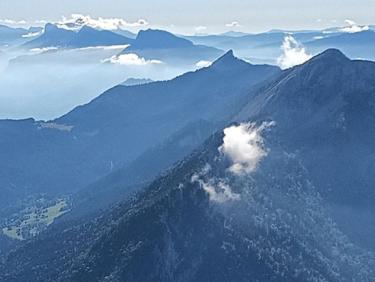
(0, 0, 373, 34)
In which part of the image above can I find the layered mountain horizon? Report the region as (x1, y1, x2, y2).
(1, 48, 375, 281)
(1, 7, 375, 280)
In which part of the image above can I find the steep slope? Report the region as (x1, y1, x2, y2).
(235, 49, 375, 249)
(121, 29, 223, 65)
(68, 119, 219, 218)
(2, 49, 375, 281)
(236, 49, 375, 206)
(0, 51, 279, 227)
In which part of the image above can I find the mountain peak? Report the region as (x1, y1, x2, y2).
(44, 23, 60, 33)
(307, 48, 349, 66)
(133, 29, 193, 49)
(211, 50, 246, 69)
(78, 25, 97, 33)
(221, 49, 235, 58)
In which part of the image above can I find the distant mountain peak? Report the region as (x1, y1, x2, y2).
(210, 50, 248, 70)
(132, 29, 194, 49)
(222, 49, 235, 57)
(78, 25, 96, 33)
(44, 23, 63, 33)
(212, 50, 234, 62)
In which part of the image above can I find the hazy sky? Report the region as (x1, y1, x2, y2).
(0, 0, 374, 34)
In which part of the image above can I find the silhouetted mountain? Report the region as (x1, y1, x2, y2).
(22, 23, 75, 48)
(307, 30, 375, 60)
(121, 29, 223, 65)
(185, 31, 324, 63)
(219, 31, 249, 37)
(131, 29, 194, 49)
(0, 25, 37, 46)
(22, 24, 133, 49)
(2, 49, 375, 281)
(68, 26, 133, 47)
(113, 29, 137, 39)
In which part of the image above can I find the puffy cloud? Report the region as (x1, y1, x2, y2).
(225, 21, 242, 28)
(340, 19, 369, 33)
(277, 35, 312, 69)
(195, 60, 212, 68)
(57, 14, 148, 31)
(103, 53, 163, 66)
(219, 122, 273, 175)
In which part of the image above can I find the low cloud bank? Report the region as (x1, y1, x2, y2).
(195, 60, 212, 68)
(277, 35, 312, 69)
(340, 19, 369, 33)
(103, 53, 163, 66)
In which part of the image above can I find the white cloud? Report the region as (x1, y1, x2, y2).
(195, 60, 212, 69)
(340, 19, 369, 33)
(78, 44, 130, 51)
(22, 30, 43, 38)
(277, 35, 312, 69)
(0, 19, 27, 26)
(191, 167, 240, 203)
(219, 122, 273, 176)
(103, 53, 163, 66)
(30, 47, 59, 53)
(195, 26, 207, 32)
(57, 14, 148, 31)
(225, 21, 242, 28)
(200, 179, 240, 203)
(313, 36, 325, 40)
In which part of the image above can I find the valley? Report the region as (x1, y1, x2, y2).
(1, 198, 70, 241)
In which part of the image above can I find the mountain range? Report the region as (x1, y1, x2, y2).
(186, 29, 375, 63)
(119, 29, 223, 65)
(0, 51, 279, 241)
(0, 25, 42, 47)
(1, 49, 375, 281)
(1, 22, 375, 64)
(21, 24, 133, 49)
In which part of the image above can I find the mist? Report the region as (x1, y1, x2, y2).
(0, 47, 191, 120)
